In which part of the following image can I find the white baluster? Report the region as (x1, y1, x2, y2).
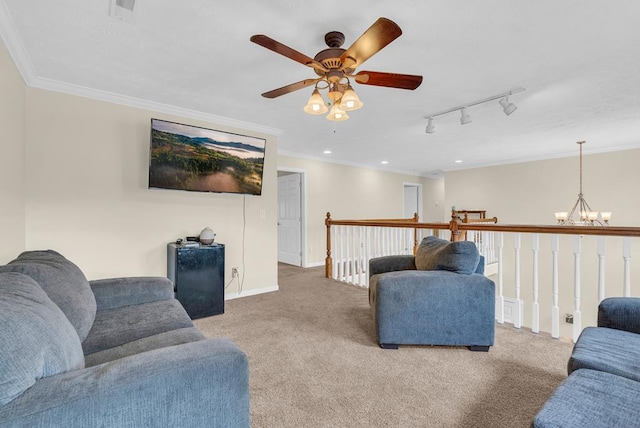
(597, 236, 606, 302)
(496, 232, 504, 324)
(573, 235, 582, 343)
(364, 227, 370, 289)
(551, 235, 560, 339)
(338, 226, 344, 282)
(357, 226, 363, 286)
(532, 233, 540, 334)
(514, 233, 523, 328)
(623, 237, 631, 297)
(331, 226, 340, 280)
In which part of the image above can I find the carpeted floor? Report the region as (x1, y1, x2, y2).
(195, 263, 573, 427)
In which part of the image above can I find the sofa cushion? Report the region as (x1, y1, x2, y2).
(84, 327, 205, 367)
(414, 236, 480, 274)
(82, 298, 194, 355)
(0, 250, 97, 342)
(568, 326, 640, 382)
(533, 369, 640, 428)
(0, 272, 85, 406)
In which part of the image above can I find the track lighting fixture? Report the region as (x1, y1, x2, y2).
(423, 87, 524, 134)
(499, 97, 517, 115)
(460, 107, 472, 125)
(425, 117, 435, 134)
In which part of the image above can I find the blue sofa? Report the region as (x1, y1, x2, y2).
(0, 250, 250, 427)
(368, 236, 495, 351)
(533, 297, 640, 427)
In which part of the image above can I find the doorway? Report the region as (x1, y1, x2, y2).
(277, 170, 305, 266)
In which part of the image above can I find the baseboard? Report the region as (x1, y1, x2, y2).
(225, 284, 279, 300)
(304, 261, 325, 268)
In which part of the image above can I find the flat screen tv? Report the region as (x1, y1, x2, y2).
(148, 118, 266, 195)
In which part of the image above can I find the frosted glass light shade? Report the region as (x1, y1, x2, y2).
(339, 85, 363, 111)
(303, 89, 328, 115)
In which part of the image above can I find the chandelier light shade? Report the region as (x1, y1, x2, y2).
(424, 87, 524, 134)
(555, 141, 611, 226)
(303, 89, 329, 114)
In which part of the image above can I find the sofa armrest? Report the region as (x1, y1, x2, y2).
(598, 297, 640, 334)
(0, 338, 250, 428)
(369, 255, 416, 278)
(89, 277, 175, 310)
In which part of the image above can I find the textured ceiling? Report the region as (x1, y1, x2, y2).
(2, 0, 640, 176)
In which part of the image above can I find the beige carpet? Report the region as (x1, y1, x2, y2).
(195, 263, 573, 428)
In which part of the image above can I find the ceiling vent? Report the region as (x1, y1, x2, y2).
(109, 0, 135, 22)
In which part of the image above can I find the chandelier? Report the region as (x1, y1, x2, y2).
(303, 79, 363, 122)
(555, 141, 611, 226)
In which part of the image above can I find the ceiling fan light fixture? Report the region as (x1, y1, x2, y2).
(460, 107, 472, 125)
(339, 84, 363, 111)
(425, 117, 435, 134)
(303, 89, 328, 115)
(499, 97, 517, 115)
(326, 104, 349, 122)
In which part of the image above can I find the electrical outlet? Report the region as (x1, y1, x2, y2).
(232, 267, 239, 278)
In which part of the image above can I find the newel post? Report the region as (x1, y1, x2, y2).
(325, 212, 333, 278)
(449, 209, 462, 242)
(413, 212, 420, 254)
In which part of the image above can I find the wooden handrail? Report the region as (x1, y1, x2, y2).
(325, 210, 640, 277)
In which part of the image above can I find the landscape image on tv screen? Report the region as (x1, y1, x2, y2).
(149, 119, 266, 195)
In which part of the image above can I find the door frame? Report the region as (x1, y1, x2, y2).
(277, 167, 307, 267)
(403, 182, 423, 219)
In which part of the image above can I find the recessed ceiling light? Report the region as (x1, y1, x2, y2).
(454, 160, 463, 163)
(323, 150, 332, 154)
(381, 161, 389, 165)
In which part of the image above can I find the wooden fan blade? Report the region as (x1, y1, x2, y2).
(250, 35, 328, 72)
(354, 71, 423, 90)
(339, 18, 402, 69)
(261, 79, 320, 98)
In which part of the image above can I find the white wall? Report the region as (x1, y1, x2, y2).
(445, 150, 640, 337)
(0, 38, 25, 263)
(21, 88, 278, 296)
(277, 155, 439, 266)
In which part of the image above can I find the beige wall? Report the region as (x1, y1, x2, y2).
(445, 150, 640, 337)
(0, 38, 26, 263)
(19, 88, 278, 295)
(277, 155, 439, 266)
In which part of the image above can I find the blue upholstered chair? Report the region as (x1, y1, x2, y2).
(368, 236, 495, 351)
(533, 297, 640, 427)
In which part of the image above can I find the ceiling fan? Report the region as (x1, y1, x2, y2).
(250, 17, 423, 121)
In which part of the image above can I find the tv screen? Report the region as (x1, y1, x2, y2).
(148, 119, 266, 195)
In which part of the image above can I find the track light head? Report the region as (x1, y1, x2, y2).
(425, 117, 435, 134)
(460, 107, 472, 125)
(499, 97, 517, 115)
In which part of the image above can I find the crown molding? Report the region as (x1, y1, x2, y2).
(0, 3, 282, 137)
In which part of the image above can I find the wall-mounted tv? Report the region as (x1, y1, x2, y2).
(149, 118, 266, 195)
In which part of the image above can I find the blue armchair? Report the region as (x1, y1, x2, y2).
(533, 297, 640, 427)
(368, 236, 495, 351)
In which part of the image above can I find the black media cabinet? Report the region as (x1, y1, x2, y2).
(167, 242, 225, 319)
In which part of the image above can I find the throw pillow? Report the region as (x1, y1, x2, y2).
(0, 250, 97, 341)
(0, 272, 85, 406)
(414, 236, 480, 274)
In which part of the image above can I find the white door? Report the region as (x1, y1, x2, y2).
(278, 173, 302, 266)
(403, 184, 420, 218)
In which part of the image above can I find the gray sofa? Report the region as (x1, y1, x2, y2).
(533, 297, 640, 427)
(0, 250, 250, 427)
(368, 236, 495, 351)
